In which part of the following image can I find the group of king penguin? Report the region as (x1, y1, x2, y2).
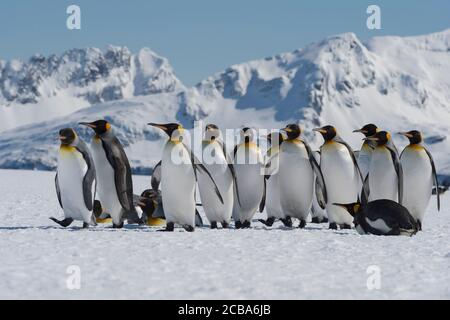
(51, 119, 440, 236)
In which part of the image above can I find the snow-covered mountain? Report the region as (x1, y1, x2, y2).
(0, 46, 183, 131)
(1, 29, 450, 181)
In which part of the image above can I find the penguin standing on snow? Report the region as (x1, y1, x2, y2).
(277, 124, 327, 228)
(353, 124, 379, 179)
(363, 131, 403, 204)
(398, 130, 440, 230)
(51, 128, 97, 228)
(313, 125, 363, 230)
(148, 123, 223, 232)
(258, 132, 292, 227)
(198, 124, 237, 229)
(232, 127, 265, 229)
(333, 200, 419, 236)
(79, 120, 142, 228)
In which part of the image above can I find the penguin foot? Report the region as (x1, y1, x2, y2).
(221, 222, 229, 229)
(183, 225, 195, 232)
(50, 217, 74, 228)
(83, 222, 90, 229)
(298, 220, 307, 229)
(258, 217, 275, 227)
(417, 220, 422, 231)
(112, 222, 124, 229)
(329, 222, 338, 230)
(242, 221, 251, 229)
(341, 224, 352, 230)
(210, 222, 218, 230)
(311, 217, 320, 224)
(159, 222, 175, 232)
(235, 221, 243, 229)
(322, 217, 329, 223)
(280, 216, 293, 228)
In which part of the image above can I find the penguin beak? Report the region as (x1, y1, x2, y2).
(79, 122, 96, 129)
(353, 129, 366, 134)
(148, 123, 168, 132)
(363, 137, 379, 141)
(313, 128, 327, 134)
(398, 132, 413, 138)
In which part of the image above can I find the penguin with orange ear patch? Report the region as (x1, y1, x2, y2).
(398, 130, 440, 230)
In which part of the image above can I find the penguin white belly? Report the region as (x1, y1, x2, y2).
(401, 147, 433, 223)
(278, 142, 314, 220)
(321, 142, 359, 225)
(57, 147, 92, 223)
(233, 145, 264, 222)
(358, 144, 372, 180)
(90, 139, 123, 225)
(161, 142, 196, 227)
(198, 143, 233, 224)
(369, 148, 398, 202)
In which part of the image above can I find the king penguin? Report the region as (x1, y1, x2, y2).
(398, 130, 440, 230)
(51, 128, 97, 228)
(148, 122, 223, 232)
(79, 120, 142, 228)
(258, 132, 292, 227)
(313, 125, 363, 230)
(232, 127, 265, 229)
(278, 124, 327, 228)
(334, 200, 419, 236)
(353, 123, 379, 179)
(364, 131, 403, 204)
(198, 124, 237, 229)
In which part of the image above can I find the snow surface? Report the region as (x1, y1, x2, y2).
(0, 169, 448, 300)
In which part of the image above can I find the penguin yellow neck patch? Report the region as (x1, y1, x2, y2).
(60, 145, 76, 153)
(408, 144, 424, 151)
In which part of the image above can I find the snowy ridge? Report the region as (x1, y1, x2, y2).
(1, 29, 450, 180)
(0, 46, 183, 131)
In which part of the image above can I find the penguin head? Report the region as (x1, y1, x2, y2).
(59, 128, 77, 146)
(364, 131, 391, 146)
(398, 130, 422, 145)
(79, 120, 111, 136)
(204, 124, 221, 142)
(266, 132, 284, 147)
(240, 127, 256, 144)
(148, 123, 184, 142)
(313, 125, 337, 142)
(353, 124, 379, 137)
(281, 124, 301, 140)
(137, 189, 158, 215)
(333, 202, 362, 217)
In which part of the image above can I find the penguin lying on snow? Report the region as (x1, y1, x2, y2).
(148, 123, 223, 232)
(79, 120, 142, 228)
(399, 130, 440, 230)
(333, 200, 419, 236)
(51, 128, 97, 228)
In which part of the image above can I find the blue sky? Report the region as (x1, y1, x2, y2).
(0, 0, 449, 85)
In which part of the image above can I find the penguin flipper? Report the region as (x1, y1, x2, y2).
(182, 142, 224, 204)
(101, 138, 134, 213)
(424, 147, 440, 211)
(55, 173, 63, 209)
(217, 140, 243, 207)
(259, 177, 266, 213)
(50, 217, 74, 228)
(75, 143, 96, 212)
(361, 174, 370, 206)
(386, 145, 403, 205)
(151, 160, 162, 191)
(302, 140, 328, 207)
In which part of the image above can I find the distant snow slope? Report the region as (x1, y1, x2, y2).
(0, 46, 183, 131)
(1, 29, 450, 179)
(0, 169, 448, 299)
